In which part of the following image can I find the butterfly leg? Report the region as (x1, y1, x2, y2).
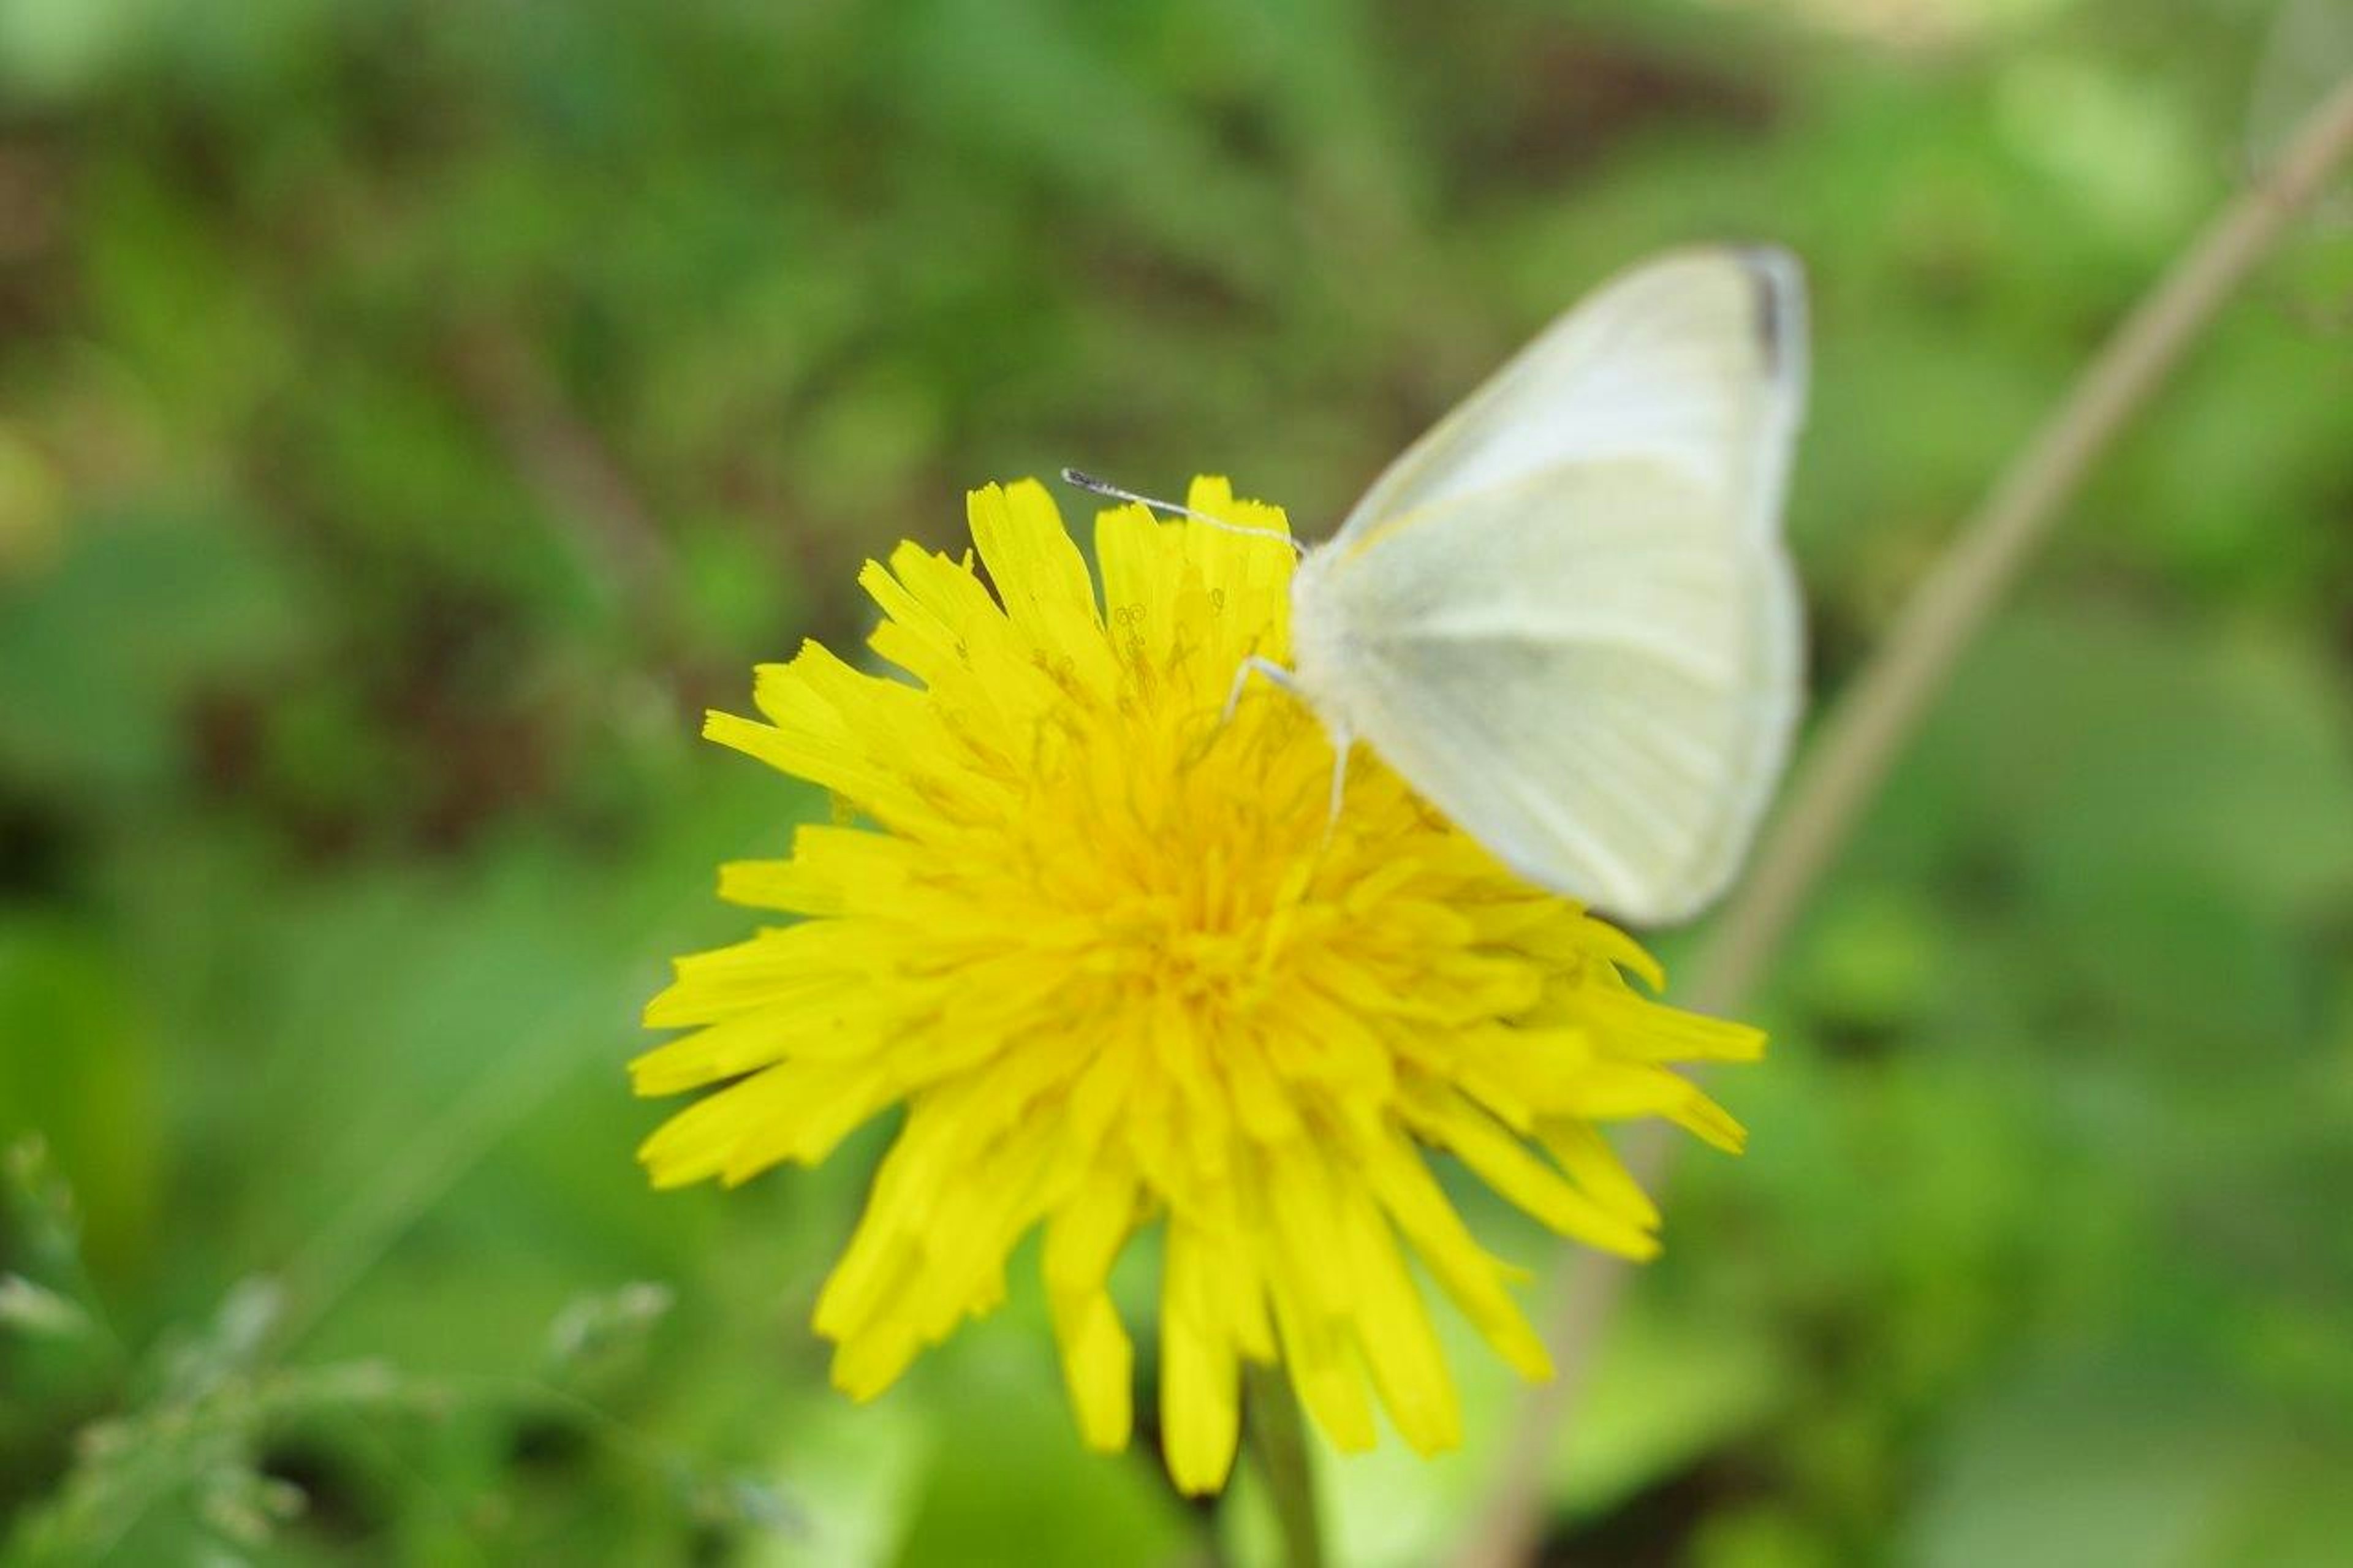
(1328, 720, 1358, 819)
(1217, 655, 1353, 833)
(1221, 655, 1301, 725)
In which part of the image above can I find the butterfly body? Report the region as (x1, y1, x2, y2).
(1278, 246, 1810, 926)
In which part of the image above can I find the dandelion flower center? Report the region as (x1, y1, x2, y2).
(635, 476, 1765, 1494)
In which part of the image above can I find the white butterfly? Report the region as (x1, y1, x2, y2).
(1075, 245, 1808, 926)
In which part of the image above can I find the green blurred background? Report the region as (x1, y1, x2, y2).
(4, 0, 2351, 1562)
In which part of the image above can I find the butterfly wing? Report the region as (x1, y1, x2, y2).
(1294, 248, 1806, 923)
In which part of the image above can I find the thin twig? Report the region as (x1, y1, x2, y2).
(446, 314, 677, 619)
(1453, 68, 2353, 1568)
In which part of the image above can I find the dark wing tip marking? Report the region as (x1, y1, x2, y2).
(1726, 244, 1809, 418)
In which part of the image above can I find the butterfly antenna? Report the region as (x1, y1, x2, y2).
(1060, 468, 1305, 555)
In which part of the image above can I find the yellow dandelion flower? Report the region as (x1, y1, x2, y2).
(635, 476, 1764, 1494)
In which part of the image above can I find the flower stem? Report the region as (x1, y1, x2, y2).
(1244, 1362, 1326, 1568)
(1452, 65, 2353, 1568)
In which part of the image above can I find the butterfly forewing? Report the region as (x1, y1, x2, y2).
(1295, 248, 1807, 923)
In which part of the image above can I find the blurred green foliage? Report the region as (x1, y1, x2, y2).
(3, 0, 2352, 1562)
